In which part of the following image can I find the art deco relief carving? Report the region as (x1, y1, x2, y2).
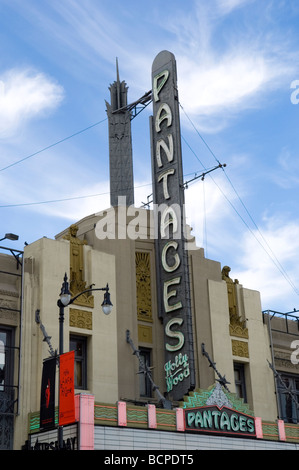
(69, 308, 92, 330)
(136, 252, 152, 322)
(229, 316, 249, 339)
(232, 339, 249, 358)
(138, 324, 152, 344)
(222, 266, 248, 339)
(0, 291, 20, 326)
(63, 224, 94, 308)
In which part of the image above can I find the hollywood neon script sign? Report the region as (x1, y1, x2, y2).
(150, 51, 195, 401)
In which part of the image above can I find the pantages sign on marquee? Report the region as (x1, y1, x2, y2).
(185, 406, 256, 438)
(150, 51, 195, 400)
(183, 383, 256, 438)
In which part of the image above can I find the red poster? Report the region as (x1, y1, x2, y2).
(59, 350, 75, 426)
(40, 357, 56, 429)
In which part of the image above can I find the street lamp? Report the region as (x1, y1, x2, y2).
(57, 272, 113, 448)
(0, 233, 19, 242)
(57, 272, 113, 354)
(58, 272, 112, 312)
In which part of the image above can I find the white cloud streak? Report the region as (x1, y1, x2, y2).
(1, 0, 298, 311)
(234, 217, 299, 310)
(184, 173, 299, 311)
(216, 0, 254, 15)
(5, 0, 297, 132)
(270, 147, 299, 189)
(158, 1, 298, 131)
(0, 68, 64, 138)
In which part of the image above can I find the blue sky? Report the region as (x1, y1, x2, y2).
(1, 0, 299, 312)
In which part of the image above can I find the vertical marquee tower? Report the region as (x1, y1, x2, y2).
(106, 60, 134, 207)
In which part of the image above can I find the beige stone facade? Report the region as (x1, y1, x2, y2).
(1, 207, 298, 449)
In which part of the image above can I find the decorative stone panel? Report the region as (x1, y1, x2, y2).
(136, 252, 152, 322)
(69, 308, 92, 330)
(138, 324, 152, 344)
(232, 339, 249, 358)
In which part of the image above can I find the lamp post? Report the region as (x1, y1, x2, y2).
(57, 272, 113, 449)
(0, 233, 19, 242)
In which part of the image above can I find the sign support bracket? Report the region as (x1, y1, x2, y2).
(201, 343, 231, 392)
(126, 329, 172, 409)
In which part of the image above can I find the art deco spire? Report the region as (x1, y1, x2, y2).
(106, 60, 134, 207)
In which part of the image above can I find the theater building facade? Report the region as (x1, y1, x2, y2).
(1, 51, 299, 450)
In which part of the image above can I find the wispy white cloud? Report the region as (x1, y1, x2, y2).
(8, 0, 152, 94)
(1, 0, 298, 312)
(183, 170, 299, 310)
(178, 53, 267, 112)
(6, 0, 297, 129)
(184, 172, 242, 256)
(232, 216, 299, 310)
(0, 159, 110, 224)
(270, 147, 299, 189)
(216, 0, 254, 15)
(0, 68, 64, 138)
(158, 1, 298, 131)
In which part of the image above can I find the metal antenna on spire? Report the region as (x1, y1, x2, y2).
(116, 57, 120, 82)
(116, 57, 121, 110)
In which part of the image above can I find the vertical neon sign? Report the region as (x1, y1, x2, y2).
(150, 51, 195, 400)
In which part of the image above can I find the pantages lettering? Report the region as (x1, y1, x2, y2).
(150, 51, 195, 400)
(185, 406, 256, 437)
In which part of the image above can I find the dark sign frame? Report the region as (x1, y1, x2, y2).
(150, 50, 195, 401)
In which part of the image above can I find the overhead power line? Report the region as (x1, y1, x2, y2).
(0, 182, 155, 208)
(179, 103, 299, 298)
(1, 99, 297, 297)
(0, 117, 108, 172)
(0, 169, 214, 209)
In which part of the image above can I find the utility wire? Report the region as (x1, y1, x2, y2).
(180, 103, 221, 166)
(1, 101, 298, 296)
(223, 169, 298, 295)
(179, 103, 299, 297)
(0, 181, 153, 208)
(0, 166, 219, 209)
(202, 178, 208, 258)
(0, 117, 108, 172)
(0, 190, 110, 208)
